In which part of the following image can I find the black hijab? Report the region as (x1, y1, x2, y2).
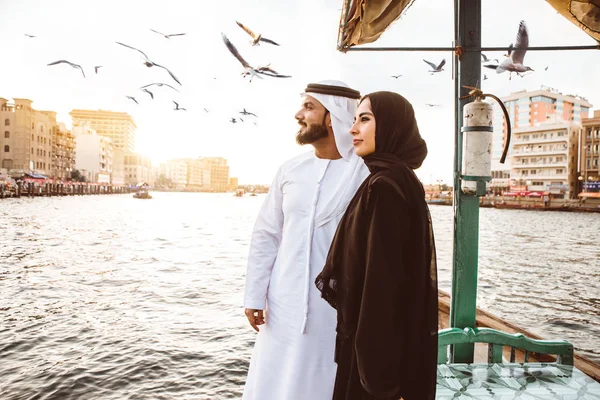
(316, 91, 438, 400)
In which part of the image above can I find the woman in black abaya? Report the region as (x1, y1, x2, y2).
(315, 91, 438, 400)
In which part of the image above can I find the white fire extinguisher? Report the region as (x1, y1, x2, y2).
(460, 87, 511, 196)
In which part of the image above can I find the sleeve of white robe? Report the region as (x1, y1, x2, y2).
(244, 167, 284, 310)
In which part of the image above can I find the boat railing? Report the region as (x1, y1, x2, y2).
(438, 327, 574, 365)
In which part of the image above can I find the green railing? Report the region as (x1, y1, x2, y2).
(438, 327, 574, 365)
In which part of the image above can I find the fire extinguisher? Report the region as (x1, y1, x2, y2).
(460, 86, 511, 196)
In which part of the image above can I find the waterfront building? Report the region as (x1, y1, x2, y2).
(510, 117, 580, 199)
(199, 157, 230, 192)
(69, 109, 136, 152)
(124, 152, 153, 186)
(579, 110, 600, 195)
(51, 122, 76, 181)
(491, 87, 592, 193)
(0, 98, 56, 176)
(165, 159, 188, 190)
(72, 124, 113, 183)
(228, 177, 239, 192)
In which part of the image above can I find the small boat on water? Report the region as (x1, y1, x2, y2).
(133, 190, 152, 199)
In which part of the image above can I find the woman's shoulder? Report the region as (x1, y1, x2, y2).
(366, 171, 409, 203)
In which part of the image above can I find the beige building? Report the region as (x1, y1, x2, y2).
(491, 88, 592, 192)
(51, 122, 76, 181)
(579, 110, 600, 192)
(69, 109, 136, 152)
(228, 177, 239, 191)
(171, 158, 210, 190)
(124, 152, 153, 186)
(511, 118, 580, 199)
(0, 98, 57, 176)
(72, 125, 113, 183)
(199, 157, 230, 192)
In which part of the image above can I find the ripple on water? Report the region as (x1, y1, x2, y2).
(0, 194, 597, 400)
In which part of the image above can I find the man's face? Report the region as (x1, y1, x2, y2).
(294, 95, 330, 145)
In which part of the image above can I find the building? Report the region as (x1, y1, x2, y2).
(165, 159, 188, 190)
(51, 122, 76, 181)
(228, 177, 239, 191)
(0, 98, 56, 176)
(72, 124, 113, 183)
(491, 87, 592, 192)
(510, 117, 580, 199)
(69, 109, 136, 152)
(579, 110, 600, 194)
(199, 157, 230, 192)
(124, 152, 153, 186)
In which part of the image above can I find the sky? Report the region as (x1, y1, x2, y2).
(0, 0, 598, 184)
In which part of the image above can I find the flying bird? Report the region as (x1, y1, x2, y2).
(230, 118, 238, 124)
(173, 101, 186, 111)
(240, 108, 257, 117)
(24, 34, 36, 38)
(504, 43, 513, 58)
(94, 66, 103, 74)
(221, 34, 291, 81)
(203, 108, 209, 113)
(142, 88, 154, 99)
(545, 66, 549, 71)
(254, 64, 291, 78)
(423, 59, 446, 74)
(115, 42, 181, 85)
(126, 96, 138, 104)
(140, 82, 180, 92)
(481, 53, 498, 63)
(150, 29, 186, 39)
(484, 21, 533, 80)
(235, 21, 280, 46)
(425, 103, 441, 107)
(483, 74, 488, 81)
(391, 74, 403, 79)
(47, 60, 85, 78)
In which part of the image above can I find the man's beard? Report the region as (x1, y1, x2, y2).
(296, 122, 328, 145)
(296, 113, 329, 145)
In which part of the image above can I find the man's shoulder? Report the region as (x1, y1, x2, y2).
(278, 151, 314, 173)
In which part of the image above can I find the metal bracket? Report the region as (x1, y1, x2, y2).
(461, 175, 492, 196)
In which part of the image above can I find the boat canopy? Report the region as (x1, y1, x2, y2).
(336, 0, 600, 50)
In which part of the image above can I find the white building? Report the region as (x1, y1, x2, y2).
(72, 125, 113, 183)
(510, 117, 580, 199)
(166, 159, 188, 189)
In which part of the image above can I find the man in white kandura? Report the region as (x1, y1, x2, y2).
(242, 80, 369, 400)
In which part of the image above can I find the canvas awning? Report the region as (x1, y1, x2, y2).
(337, 0, 600, 50)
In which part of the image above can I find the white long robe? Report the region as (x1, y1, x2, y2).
(243, 151, 368, 400)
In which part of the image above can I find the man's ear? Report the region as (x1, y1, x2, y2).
(326, 113, 332, 127)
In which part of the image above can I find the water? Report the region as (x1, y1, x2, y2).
(0, 193, 598, 399)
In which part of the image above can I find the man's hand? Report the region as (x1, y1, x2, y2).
(245, 308, 265, 332)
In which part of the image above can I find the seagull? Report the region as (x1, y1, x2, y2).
(240, 117, 245, 122)
(173, 101, 186, 111)
(115, 42, 181, 85)
(140, 82, 180, 92)
(425, 103, 441, 107)
(142, 88, 154, 99)
(240, 108, 257, 117)
(504, 43, 513, 58)
(254, 64, 291, 78)
(221, 33, 263, 82)
(483, 74, 488, 81)
(47, 60, 85, 78)
(24, 34, 36, 38)
(230, 118, 238, 124)
(94, 66, 103, 74)
(204, 108, 210, 113)
(481, 53, 498, 63)
(126, 96, 138, 104)
(423, 59, 446, 74)
(391, 74, 403, 79)
(484, 21, 533, 80)
(545, 66, 549, 71)
(235, 21, 280, 46)
(150, 29, 186, 39)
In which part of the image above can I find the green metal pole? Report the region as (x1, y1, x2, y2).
(449, 0, 482, 363)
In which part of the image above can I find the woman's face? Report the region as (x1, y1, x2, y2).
(350, 97, 376, 157)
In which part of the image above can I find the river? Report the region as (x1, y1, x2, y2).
(0, 193, 598, 399)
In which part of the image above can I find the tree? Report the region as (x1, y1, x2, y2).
(71, 169, 87, 182)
